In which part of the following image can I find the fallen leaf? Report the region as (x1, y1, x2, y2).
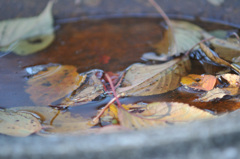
(60, 70, 105, 106)
(0, 1, 54, 55)
(25, 65, 86, 106)
(118, 102, 214, 129)
(181, 74, 217, 91)
(116, 56, 191, 96)
(199, 74, 240, 101)
(199, 87, 228, 102)
(10, 106, 94, 136)
(96, 125, 130, 134)
(0, 110, 41, 137)
(200, 43, 240, 74)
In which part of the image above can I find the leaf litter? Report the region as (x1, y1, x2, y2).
(3, 0, 240, 137)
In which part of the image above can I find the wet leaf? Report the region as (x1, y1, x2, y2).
(0, 110, 41, 137)
(0, 1, 54, 55)
(181, 74, 217, 91)
(10, 106, 94, 136)
(60, 70, 105, 106)
(118, 102, 214, 129)
(116, 56, 191, 96)
(25, 65, 86, 106)
(199, 74, 240, 101)
(200, 43, 240, 74)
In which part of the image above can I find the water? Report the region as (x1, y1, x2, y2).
(0, 16, 239, 123)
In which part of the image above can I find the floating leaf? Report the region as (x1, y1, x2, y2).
(200, 43, 240, 74)
(116, 56, 191, 96)
(0, 110, 41, 137)
(181, 74, 217, 91)
(10, 106, 94, 136)
(118, 102, 214, 129)
(199, 74, 240, 101)
(60, 70, 105, 106)
(0, 1, 54, 55)
(25, 65, 86, 106)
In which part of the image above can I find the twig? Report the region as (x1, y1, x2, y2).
(184, 36, 215, 57)
(105, 73, 122, 108)
(91, 95, 121, 124)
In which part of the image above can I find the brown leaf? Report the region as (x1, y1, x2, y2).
(60, 70, 105, 106)
(10, 106, 94, 136)
(118, 102, 214, 129)
(181, 74, 216, 91)
(0, 110, 41, 137)
(199, 87, 228, 102)
(25, 65, 86, 106)
(116, 56, 191, 96)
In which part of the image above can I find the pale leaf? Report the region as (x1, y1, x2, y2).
(118, 102, 214, 129)
(10, 106, 94, 136)
(0, 110, 41, 137)
(116, 56, 191, 96)
(199, 87, 228, 102)
(0, 1, 54, 56)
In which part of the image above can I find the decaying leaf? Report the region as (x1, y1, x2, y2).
(60, 70, 105, 106)
(25, 65, 86, 106)
(118, 102, 214, 129)
(0, 110, 42, 137)
(10, 106, 94, 136)
(0, 1, 54, 55)
(199, 74, 240, 101)
(116, 56, 191, 96)
(181, 74, 217, 91)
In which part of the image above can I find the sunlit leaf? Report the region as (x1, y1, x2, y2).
(60, 70, 105, 106)
(118, 102, 214, 129)
(0, 110, 41, 137)
(181, 74, 216, 91)
(25, 65, 86, 106)
(10, 106, 94, 136)
(0, 1, 54, 55)
(116, 56, 191, 96)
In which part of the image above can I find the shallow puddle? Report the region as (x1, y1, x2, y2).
(1, 15, 240, 125)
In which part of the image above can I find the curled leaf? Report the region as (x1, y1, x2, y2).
(0, 1, 55, 55)
(118, 102, 214, 129)
(0, 110, 41, 137)
(61, 70, 105, 106)
(117, 56, 191, 96)
(25, 65, 86, 106)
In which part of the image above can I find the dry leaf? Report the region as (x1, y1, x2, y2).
(0, 1, 54, 55)
(10, 106, 94, 136)
(0, 110, 41, 137)
(60, 70, 105, 106)
(199, 87, 228, 102)
(116, 56, 191, 96)
(118, 102, 214, 129)
(25, 65, 86, 106)
(181, 74, 216, 91)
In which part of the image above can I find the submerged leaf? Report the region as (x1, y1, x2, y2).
(25, 65, 86, 106)
(181, 74, 216, 91)
(118, 102, 214, 129)
(10, 106, 93, 136)
(60, 70, 105, 106)
(117, 56, 191, 96)
(0, 110, 41, 137)
(0, 1, 54, 55)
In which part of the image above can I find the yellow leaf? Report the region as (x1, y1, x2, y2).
(0, 110, 41, 137)
(25, 65, 86, 106)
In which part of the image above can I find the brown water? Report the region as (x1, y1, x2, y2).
(0, 16, 239, 121)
